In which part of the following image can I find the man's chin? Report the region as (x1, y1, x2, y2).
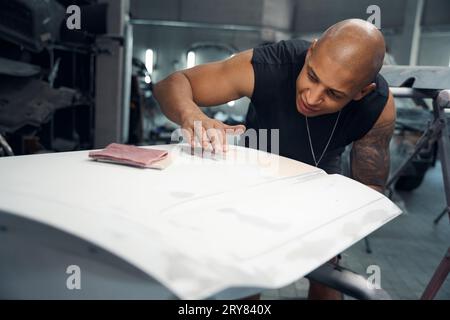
(296, 104, 320, 117)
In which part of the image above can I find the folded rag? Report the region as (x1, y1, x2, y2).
(89, 143, 169, 169)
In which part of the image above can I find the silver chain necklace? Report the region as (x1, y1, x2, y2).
(305, 110, 342, 167)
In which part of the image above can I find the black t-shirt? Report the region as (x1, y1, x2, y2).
(247, 39, 389, 173)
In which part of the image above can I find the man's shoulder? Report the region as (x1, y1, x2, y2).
(252, 39, 310, 65)
(373, 90, 396, 129)
(288, 38, 312, 49)
(352, 89, 395, 144)
(343, 73, 393, 143)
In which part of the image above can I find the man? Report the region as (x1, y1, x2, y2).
(153, 19, 396, 299)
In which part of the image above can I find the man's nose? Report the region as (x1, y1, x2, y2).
(306, 87, 323, 106)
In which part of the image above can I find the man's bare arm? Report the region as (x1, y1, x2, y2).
(153, 50, 254, 125)
(153, 50, 254, 151)
(350, 91, 396, 193)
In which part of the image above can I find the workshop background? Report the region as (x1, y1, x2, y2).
(0, 0, 449, 299)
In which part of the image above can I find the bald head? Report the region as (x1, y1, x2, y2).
(315, 19, 385, 86)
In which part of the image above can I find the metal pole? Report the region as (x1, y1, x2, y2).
(409, 0, 425, 66)
(434, 90, 450, 220)
(390, 87, 436, 99)
(421, 90, 450, 299)
(122, 18, 133, 144)
(129, 19, 286, 34)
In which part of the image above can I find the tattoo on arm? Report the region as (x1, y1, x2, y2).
(350, 120, 395, 193)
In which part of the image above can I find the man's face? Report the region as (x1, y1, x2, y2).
(295, 44, 363, 117)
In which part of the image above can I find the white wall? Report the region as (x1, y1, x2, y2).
(418, 32, 450, 66)
(131, 0, 294, 30)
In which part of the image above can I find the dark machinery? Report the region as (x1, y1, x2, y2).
(0, 0, 111, 155)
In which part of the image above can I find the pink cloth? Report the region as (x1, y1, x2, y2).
(89, 143, 168, 168)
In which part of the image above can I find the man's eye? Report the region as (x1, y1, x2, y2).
(307, 73, 317, 82)
(328, 90, 339, 99)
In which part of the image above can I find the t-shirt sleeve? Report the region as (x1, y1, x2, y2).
(343, 74, 390, 143)
(250, 41, 301, 108)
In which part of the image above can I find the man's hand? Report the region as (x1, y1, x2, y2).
(180, 110, 246, 153)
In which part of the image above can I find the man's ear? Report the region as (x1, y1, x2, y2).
(353, 83, 376, 101)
